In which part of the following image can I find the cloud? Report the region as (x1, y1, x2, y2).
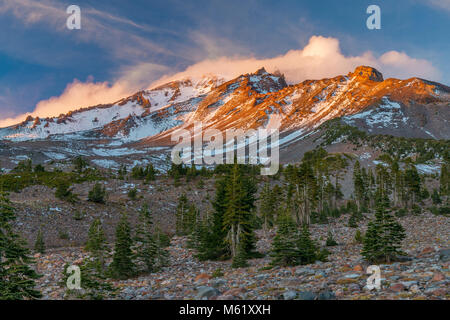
(0, 35, 440, 128)
(425, 0, 450, 12)
(0, 0, 178, 63)
(152, 35, 440, 87)
(0, 62, 171, 128)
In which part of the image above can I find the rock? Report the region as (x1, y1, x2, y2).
(390, 283, 405, 292)
(317, 291, 336, 300)
(439, 249, 450, 262)
(222, 288, 245, 296)
(297, 291, 316, 300)
(422, 247, 435, 255)
(195, 286, 220, 300)
(344, 273, 360, 279)
(400, 281, 417, 288)
(353, 265, 363, 272)
(195, 273, 212, 283)
(432, 272, 445, 282)
(216, 295, 237, 300)
(409, 284, 421, 293)
(283, 290, 297, 300)
(335, 289, 344, 298)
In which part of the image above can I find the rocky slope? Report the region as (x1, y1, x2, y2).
(0, 66, 449, 171)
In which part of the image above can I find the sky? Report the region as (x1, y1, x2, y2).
(0, 0, 449, 127)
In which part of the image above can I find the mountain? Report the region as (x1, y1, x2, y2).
(0, 66, 449, 171)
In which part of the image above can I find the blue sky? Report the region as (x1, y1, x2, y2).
(0, 0, 449, 126)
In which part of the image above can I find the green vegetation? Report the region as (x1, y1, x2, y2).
(88, 183, 107, 204)
(0, 192, 42, 299)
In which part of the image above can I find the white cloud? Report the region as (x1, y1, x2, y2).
(0, 35, 440, 128)
(152, 35, 440, 87)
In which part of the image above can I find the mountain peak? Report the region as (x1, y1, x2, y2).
(350, 65, 384, 82)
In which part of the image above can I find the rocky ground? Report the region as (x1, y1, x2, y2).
(33, 211, 449, 300)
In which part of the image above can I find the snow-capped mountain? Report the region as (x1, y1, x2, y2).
(0, 66, 449, 170)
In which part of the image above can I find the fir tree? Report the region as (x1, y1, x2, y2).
(270, 212, 301, 266)
(88, 183, 107, 204)
(0, 193, 42, 299)
(196, 177, 229, 261)
(109, 213, 135, 279)
(34, 229, 45, 254)
(85, 218, 109, 273)
(325, 230, 338, 246)
(175, 194, 189, 235)
(223, 164, 257, 261)
(260, 182, 276, 233)
(297, 224, 320, 265)
(361, 195, 406, 263)
(151, 224, 169, 271)
(133, 204, 157, 274)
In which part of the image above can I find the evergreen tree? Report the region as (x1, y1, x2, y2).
(440, 163, 449, 197)
(353, 160, 366, 211)
(34, 229, 45, 254)
(432, 188, 442, 205)
(325, 230, 338, 246)
(0, 193, 41, 299)
(270, 212, 301, 266)
(223, 164, 257, 261)
(259, 182, 276, 233)
(133, 204, 157, 274)
(361, 194, 406, 263)
(151, 224, 169, 271)
(196, 177, 229, 261)
(109, 213, 135, 279)
(55, 180, 78, 203)
(88, 183, 107, 204)
(175, 194, 189, 235)
(85, 218, 109, 273)
(297, 224, 320, 265)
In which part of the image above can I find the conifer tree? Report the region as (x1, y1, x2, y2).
(440, 163, 449, 197)
(196, 177, 229, 261)
(34, 229, 45, 254)
(260, 182, 276, 233)
(175, 194, 189, 235)
(133, 204, 157, 273)
(151, 224, 169, 271)
(270, 211, 301, 266)
(325, 230, 338, 246)
(109, 213, 135, 279)
(85, 218, 108, 272)
(223, 164, 257, 261)
(297, 224, 320, 265)
(361, 194, 406, 263)
(0, 193, 41, 299)
(88, 183, 107, 204)
(353, 160, 366, 211)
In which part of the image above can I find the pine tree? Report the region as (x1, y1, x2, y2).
(34, 229, 45, 254)
(260, 182, 276, 233)
(196, 177, 229, 261)
(85, 218, 109, 273)
(361, 194, 406, 263)
(109, 213, 135, 279)
(231, 241, 249, 268)
(223, 164, 257, 261)
(88, 183, 107, 204)
(353, 160, 365, 211)
(133, 204, 157, 274)
(440, 163, 449, 197)
(270, 212, 301, 266)
(0, 193, 42, 299)
(151, 224, 169, 271)
(297, 224, 319, 265)
(325, 230, 338, 246)
(175, 194, 189, 235)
